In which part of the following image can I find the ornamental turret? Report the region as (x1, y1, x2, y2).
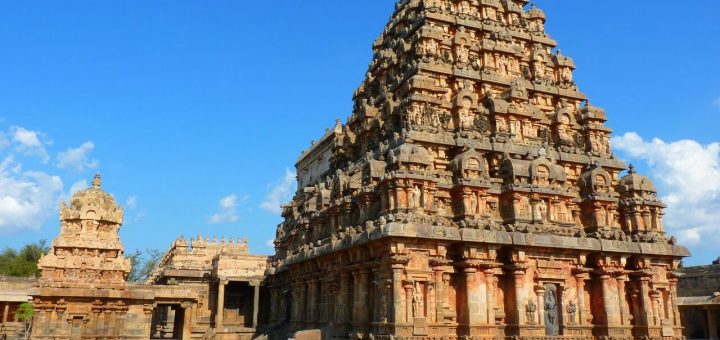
(37, 173, 131, 288)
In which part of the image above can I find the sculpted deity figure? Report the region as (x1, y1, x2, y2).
(485, 53, 495, 70)
(567, 300, 577, 325)
(510, 120, 521, 136)
(429, 108, 441, 128)
(544, 286, 559, 335)
(560, 67, 573, 83)
(534, 59, 547, 79)
(456, 45, 469, 65)
(426, 39, 439, 57)
(413, 284, 424, 317)
(484, 6, 497, 20)
(496, 117, 508, 132)
(470, 194, 478, 215)
(408, 105, 422, 127)
(538, 200, 548, 222)
(412, 185, 422, 209)
(458, 1, 471, 15)
(497, 55, 508, 75)
(458, 109, 474, 130)
(526, 300, 537, 324)
(509, 13, 520, 26)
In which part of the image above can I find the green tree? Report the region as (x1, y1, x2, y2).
(15, 302, 34, 340)
(0, 240, 48, 277)
(127, 248, 162, 283)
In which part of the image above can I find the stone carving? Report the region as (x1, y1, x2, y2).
(567, 300, 577, 325)
(544, 284, 560, 336)
(526, 300, 537, 325)
(38, 173, 131, 286)
(412, 283, 424, 318)
(266, 1, 689, 339)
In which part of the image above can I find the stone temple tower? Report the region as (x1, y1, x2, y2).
(37, 173, 131, 287)
(266, 1, 689, 339)
(32, 173, 154, 339)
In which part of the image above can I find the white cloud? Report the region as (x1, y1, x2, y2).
(260, 168, 296, 215)
(126, 195, 138, 209)
(0, 156, 63, 233)
(208, 194, 240, 224)
(10, 126, 50, 163)
(0, 132, 9, 150)
(69, 179, 89, 196)
(612, 132, 720, 246)
(56, 141, 98, 171)
(714, 97, 720, 110)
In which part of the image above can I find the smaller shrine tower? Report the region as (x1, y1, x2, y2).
(37, 173, 131, 287)
(31, 173, 154, 339)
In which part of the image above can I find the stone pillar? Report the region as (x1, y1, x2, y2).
(464, 267, 482, 325)
(321, 279, 330, 323)
(339, 272, 351, 326)
(485, 270, 497, 325)
(651, 291, 661, 326)
(392, 265, 405, 324)
(300, 280, 308, 323)
(575, 273, 588, 326)
(252, 282, 260, 328)
(182, 303, 193, 340)
(616, 275, 628, 325)
(535, 286, 545, 326)
(358, 269, 371, 333)
(513, 268, 526, 325)
(669, 278, 681, 326)
(708, 309, 718, 340)
(308, 278, 318, 324)
(2, 303, 8, 323)
(404, 283, 414, 322)
(269, 289, 277, 324)
(639, 277, 653, 326)
(352, 271, 360, 324)
(216, 279, 227, 330)
(600, 273, 620, 326)
(434, 268, 445, 324)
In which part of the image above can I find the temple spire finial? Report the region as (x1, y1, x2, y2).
(92, 172, 102, 188)
(628, 164, 636, 174)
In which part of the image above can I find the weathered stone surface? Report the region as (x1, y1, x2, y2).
(147, 235, 268, 338)
(266, 1, 689, 339)
(31, 173, 155, 339)
(677, 260, 720, 339)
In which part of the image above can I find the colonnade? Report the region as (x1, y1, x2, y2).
(268, 252, 683, 339)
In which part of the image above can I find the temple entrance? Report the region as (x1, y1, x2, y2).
(544, 284, 561, 336)
(223, 281, 255, 328)
(284, 291, 292, 322)
(151, 304, 185, 339)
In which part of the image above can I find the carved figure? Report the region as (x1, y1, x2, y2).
(526, 300, 537, 325)
(544, 285, 559, 335)
(413, 285, 424, 317)
(567, 300, 577, 325)
(412, 185, 422, 209)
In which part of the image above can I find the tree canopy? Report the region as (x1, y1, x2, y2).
(127, 248, 163, 283)
(0, 240, 48, 277)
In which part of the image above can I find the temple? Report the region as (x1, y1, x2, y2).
(0, 1, 699, 340)
(23, 173, 268, 340)
(265, 0, 689, 339)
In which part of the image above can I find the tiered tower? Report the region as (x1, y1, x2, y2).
(37, 173, 131, 287)
(267, 1, 689, 339)
(31, 174, 154, 339)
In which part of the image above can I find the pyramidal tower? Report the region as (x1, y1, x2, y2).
(267, 1, 688, 339)
(32, 174, 154, 339)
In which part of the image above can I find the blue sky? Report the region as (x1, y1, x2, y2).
(0, 2, 718, 266)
